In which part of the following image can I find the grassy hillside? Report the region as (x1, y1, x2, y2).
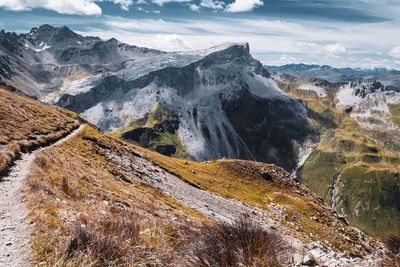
(24, 124, 381, 264)
(135, 145, 379, 255)
(25, 125, 209, 266)
(278, 79, 400, 237)
(0, 88, 80, 174)
(0, 88, 385, 265)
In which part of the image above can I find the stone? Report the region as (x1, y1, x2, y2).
(292, 253, 303, 266)
(260, 169, 273, 181)
(302, 254, 317, 266)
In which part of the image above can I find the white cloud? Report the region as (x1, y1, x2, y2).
(278, 54, 297, 64)
(0, 0, 134, 15)
(324, 44, 347, 56)
(0, 0, 102, 15)
(295, 42, 346, 57)
(150, 0, 191, 6)
(200, 0, 224, 10)
(226, 0, 263, 13)
(108, 0, 133, 11)
(105, 17, 194, 34)
(151, 34, 192, 51)
(389, 47, 400, 58)
(189, 4, 200, 12)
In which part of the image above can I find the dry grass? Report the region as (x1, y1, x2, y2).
(64, 211, 176, 266)
(133, 146, 377, 255)
(384, 236, 400, 267)
(24, 126, 209, 266)
(25, 125, 294, 266)
(188, 219, 284, 267)
(0, 88, 79, 174)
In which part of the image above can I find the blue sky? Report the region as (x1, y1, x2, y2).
(0, 0, 399, 69)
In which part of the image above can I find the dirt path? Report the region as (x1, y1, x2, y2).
(0, 125, 85, 267)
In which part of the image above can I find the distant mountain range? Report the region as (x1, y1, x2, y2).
(266, 63, 400, 90)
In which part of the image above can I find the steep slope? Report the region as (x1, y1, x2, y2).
(0, 88, 387, 266)
(274, 73, 400, 238)
(0, 88, 80, 175)
(0, 124, 84, 267)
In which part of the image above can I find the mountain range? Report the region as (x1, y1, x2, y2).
(267, 64, 400, 90)
(0, 24, 317, 171)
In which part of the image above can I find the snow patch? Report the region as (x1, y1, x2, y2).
(33, 41, 51, 52)
(337, 82, 400, 129)
(299, 83, 327, 98)
(244, 73, 285, 99)
(336, 84, 362, 108)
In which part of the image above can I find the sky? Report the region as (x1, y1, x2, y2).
(0, 0, 399, 69)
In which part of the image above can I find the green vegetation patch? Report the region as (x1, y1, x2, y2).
(298, 150, 346, 201)
(338, 165, 400, 237)
(389, 104, 400, 127)
(112, 103, 189, 159)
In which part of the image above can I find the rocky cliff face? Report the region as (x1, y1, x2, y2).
(55, 42, 316, 170)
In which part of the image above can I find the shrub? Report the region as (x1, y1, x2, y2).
(65, 214, 140, 266)
(64, 211, 174, 266)
(66, 226, 125, 266)
(188, 219, 284, 267)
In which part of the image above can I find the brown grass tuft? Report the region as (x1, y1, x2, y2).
(61, 177, 72, 196)
(188, 219, 284, 267)
(385, 236, 400, 267)
(64, 211, 176, 267)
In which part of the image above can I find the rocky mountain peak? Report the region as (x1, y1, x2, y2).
(350, 80, 385, 98)
(0, 29, 24, 53)
(106, 37, 120, 45)
(200, 42, 269, 78)
(32, 24, 81, 46)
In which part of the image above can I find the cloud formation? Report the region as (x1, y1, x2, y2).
(295, 43, 347, 57)
(0, 0, 134, 15)
(108, 0, 133, 11)
(200, 0, 224, 10)
(150, 0, 190, 6)
(0, 0, 398, 68)
(226, 0, 263, 13)
(389, 47, 400, 58)
(0, 0, 101, 15)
